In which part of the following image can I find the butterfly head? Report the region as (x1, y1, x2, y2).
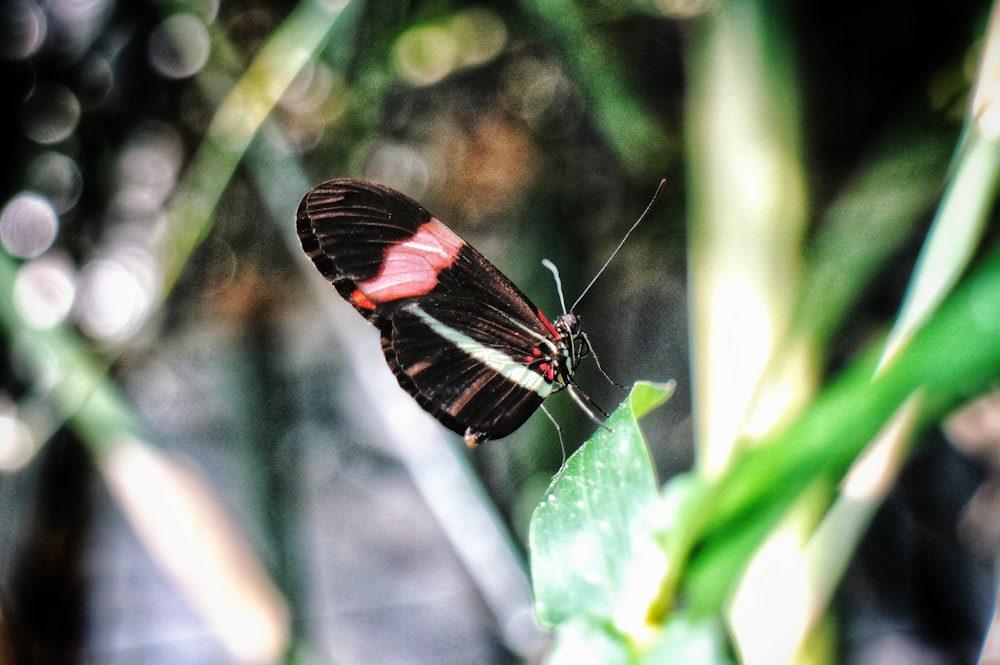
(553, 312, 589, 385)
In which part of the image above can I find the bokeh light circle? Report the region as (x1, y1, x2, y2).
(451, 8, 506, 68)
(148, 13, 211, 79)
(0, 193, 59, 259)
(26, 152, 84, 213)
(0, 413, 35, 472)
(77, 53, 115, 107)
(393, 25, 458, 86)
(654, 0, 715, 18)
(75, 251, 157, 343)
(365, 143, 432, 200)
(14, 253, 77, 329)
(0, 0, 47, 59)
(21, 83, 82, 145)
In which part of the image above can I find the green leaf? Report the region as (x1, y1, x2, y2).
(681, 241, 1000, 612)
(545, 619, 633, 665)
(642, 614, 735, 665)
(880, 130, 1000, 366)
(529, 381, 675, 629)
(542, 610, 733, 665)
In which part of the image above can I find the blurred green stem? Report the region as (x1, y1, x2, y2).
(158, 0, 353, 297)
(521, 0, 670, 173)
(0, 0, 353, 454)
(880, 129, 1000, 367)
(0, 251, 140, 451)
(685, 0, 808, 476)
(683, 235, 1000, 611)
(794, 125, 952, 351)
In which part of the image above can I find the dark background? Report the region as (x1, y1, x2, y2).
(0, 1, 995, 663)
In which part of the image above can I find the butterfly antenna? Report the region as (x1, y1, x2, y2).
(569, 179, 666, 312)
(541, 258, 569, 315)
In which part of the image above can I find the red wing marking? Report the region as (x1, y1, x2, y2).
(350, 289, 377, 310)
(357, 217, 464, 303)
(524, 346, 554, 380)
(537, 309, 560, 339)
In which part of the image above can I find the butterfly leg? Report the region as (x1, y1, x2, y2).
(566, 383, 612, 433)
(582, 331, 627, 390)
(539, 403, 567, 463)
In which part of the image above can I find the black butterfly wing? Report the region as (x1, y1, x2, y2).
(297, 179, 561, 444)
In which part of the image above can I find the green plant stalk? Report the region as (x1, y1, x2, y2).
(880, 128, 1000, 367)
(793, 126, 952, 350)
(879, 0, 1000, 369)
(0, 251, 144, 452)
(769, 28, 1000, 655)
(157, 0, 352, 298)
(520, 0, 669, 173)
(725, 20, 1000, 643)
(680, 238, 1000, 612)
(685, 0, 808, 477)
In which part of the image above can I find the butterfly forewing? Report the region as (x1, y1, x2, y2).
(297, 180, 437, 324)
(297, 178, 568, 445)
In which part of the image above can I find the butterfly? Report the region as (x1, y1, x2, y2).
(296, 179, 661, 447)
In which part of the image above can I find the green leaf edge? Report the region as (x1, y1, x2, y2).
(529, 379, 676, 628)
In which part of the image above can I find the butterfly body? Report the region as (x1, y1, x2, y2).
(296, 179, 588, 446)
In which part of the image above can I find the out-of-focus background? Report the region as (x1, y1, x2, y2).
(0, 0, 996, 663)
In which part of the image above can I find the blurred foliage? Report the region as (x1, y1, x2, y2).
(0, 0, 998, 663)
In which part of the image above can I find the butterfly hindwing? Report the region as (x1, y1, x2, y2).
(385, 297, 554, 442)
(381, 308, 546, 442)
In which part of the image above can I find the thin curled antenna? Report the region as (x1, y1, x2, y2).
(569, 178, 666, 312)
(541, 258, 568, 314)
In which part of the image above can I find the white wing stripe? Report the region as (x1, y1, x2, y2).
(406, 303, 554, 398)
